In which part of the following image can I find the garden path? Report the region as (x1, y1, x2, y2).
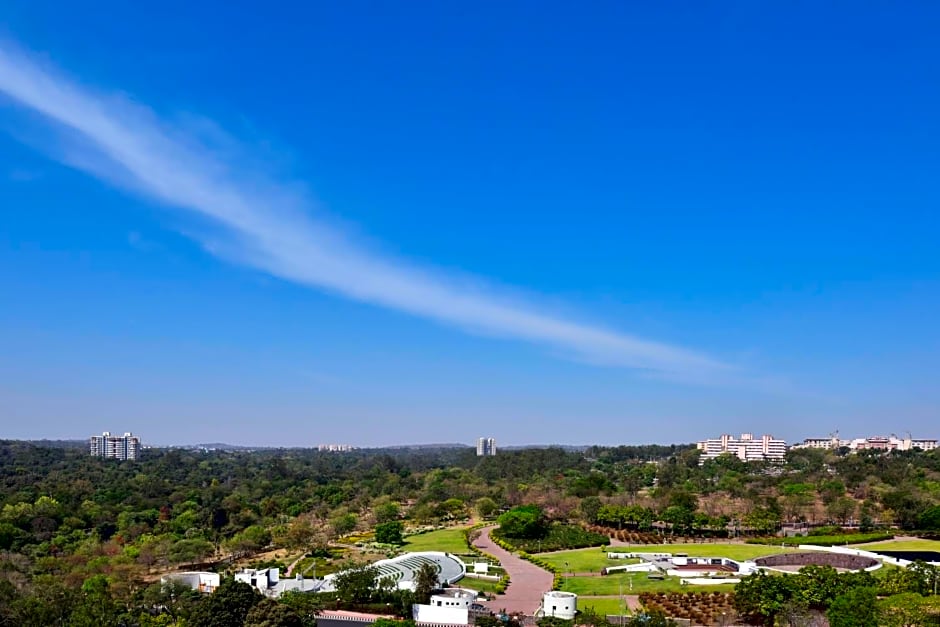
(474, 525, 554, 614)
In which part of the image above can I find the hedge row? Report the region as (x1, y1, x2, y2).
(491, 524, 608, 553)
(518, 551, 562, 590)
(463, 525, 510, 595)
(746, 532, 893, 546)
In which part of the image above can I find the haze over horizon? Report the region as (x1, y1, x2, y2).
(1, 3, 938, 447)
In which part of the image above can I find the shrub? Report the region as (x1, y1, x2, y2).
(492, 523, 607, 553)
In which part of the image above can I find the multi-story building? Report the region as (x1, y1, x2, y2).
(90, 432, 141, 461)
(316, 444, 357, 452)
(794, 433, 938, 452)
(696, 433, 786, 464)
(476, 437, 496, 457)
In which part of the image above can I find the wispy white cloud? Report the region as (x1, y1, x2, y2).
(0, 42, 732, 380)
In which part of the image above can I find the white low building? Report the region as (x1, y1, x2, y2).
(235, 568, 321, 598)
(161, 572, 220, 594)
(794, 434, 938, 452)
(539, 591, 577, 620)
(412, 589, 476, 625)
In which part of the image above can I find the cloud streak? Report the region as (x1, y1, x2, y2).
(0, 42, 731, 379)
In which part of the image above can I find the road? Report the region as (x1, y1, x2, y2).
(473, 525, 554, 615)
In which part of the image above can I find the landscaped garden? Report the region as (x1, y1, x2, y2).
(539, 543, 807, 574)
(577, 596, 633, 617)
(402, 526, 472, 553)
(747, 531, 892, 546)
(640, 591, 736, 625)
(537, 547, 633, 573)
(851, 538, 940, 552)
(456, 576, 501, 595)
(491, 505, 608, 553)
(560, 572, 736, 596)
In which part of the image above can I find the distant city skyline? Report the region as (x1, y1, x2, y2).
(1, 3, 939, 445)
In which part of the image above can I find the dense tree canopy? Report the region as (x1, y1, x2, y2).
(3, 438, 940, 624)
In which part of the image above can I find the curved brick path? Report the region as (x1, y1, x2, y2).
(473, 525, 553, 614)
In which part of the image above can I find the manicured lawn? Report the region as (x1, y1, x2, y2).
(539, 547, 628, 573)
(614, 543, 807, 561)
(457, 577, 501, 594)
(560, 573, 736, 596)
(402, 527, 470, 553)
(540, 543, 806, 573)
(851, 539, 940, 552)
(578, 596, 632, 617)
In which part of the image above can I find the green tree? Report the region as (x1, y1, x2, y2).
(188, 578, 261, 627)
(330, 511, 358, 537)
(67, 575, 120, 627)
(734, 570, 797, 625)
(475, 497, 498, 519)
(374, 499, 401, 524)
(579, 496, 602, 523)
(497, 505, 547, 539)
(826, 497, 856, 525)
(244, 599, 303, 627)
(278, 590, 321, 627)
(795, 565, 843, 609)
(919, 505, 940, 531)
(414, 561, 439, 605)
(439, 498, 466, 519)
(878, 593, 929, 627)
(169, 537, 215, 566)
(333, 562, 380, 604)
(907, 561, 940, 596)
(827, 587, 877, 627)
(140, 580, 202, 622)
(224, 525, 271, 559)
(743, 507, 781, 534)
(375, 521, 404, 545)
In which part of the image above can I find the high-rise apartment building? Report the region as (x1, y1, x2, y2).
(90, 432, 141, 461)
(476, 437, 496, 456)
(696, 433, 786, 463)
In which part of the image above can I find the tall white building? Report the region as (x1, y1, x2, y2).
(90, 432, 141, 461)
(696, 433, 786, 463)
(476, 437, 496, 456)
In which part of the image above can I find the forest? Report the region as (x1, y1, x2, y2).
(3, 439, 940, 625)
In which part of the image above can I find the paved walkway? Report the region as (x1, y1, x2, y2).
(473, 525, 553, 614)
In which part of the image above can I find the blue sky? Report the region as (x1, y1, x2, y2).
(1, 2, 938, 446)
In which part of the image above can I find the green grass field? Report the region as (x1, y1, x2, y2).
(851, 539, 940, 552)
(401, 527, 471, 553)
(537, 547, 623, 572)
(457, 577, 501, 594)
(578, 597, 632, 617)
(559, 572, 737, 596)
(540, 543, 805, 573)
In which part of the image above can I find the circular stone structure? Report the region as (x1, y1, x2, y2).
(754, 552, 878, 572)
(539, 591, 577, 620)
(319, 551, 465, 592)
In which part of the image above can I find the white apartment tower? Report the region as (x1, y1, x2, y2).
(476, 437, 496, 456)
(90, 432, 141, 461)
(696, 433, 786, 464)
